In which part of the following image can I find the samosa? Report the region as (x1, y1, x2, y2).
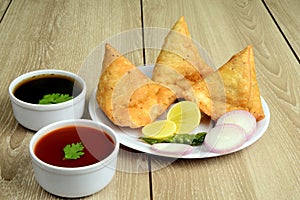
(152, 16, 214, 99)
(97, 44, 176, 128)
(189, 45, 265, 121)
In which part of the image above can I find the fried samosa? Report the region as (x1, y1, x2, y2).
(152, 16, 214, 99)
(189, 45, 265, 121)
(97, 44, 176, 128)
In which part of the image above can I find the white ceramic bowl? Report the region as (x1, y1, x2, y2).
(9, 69, 86, 131)
(29, 119, 119, 198)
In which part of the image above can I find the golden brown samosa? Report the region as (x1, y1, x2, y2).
(152, 16, 214, 99)
(97, 44, 176, 128)
(190, 45, 265, 121)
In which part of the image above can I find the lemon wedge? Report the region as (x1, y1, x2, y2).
(142, 120, 176, 139)
(167, 101, 201, 134)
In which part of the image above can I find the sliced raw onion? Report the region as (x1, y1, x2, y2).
(151, 143, 193, 156)
(204, 124, 247, 154)
(216, 110, 256, 140)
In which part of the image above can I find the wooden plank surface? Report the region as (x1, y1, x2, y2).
(143, 0, 300, 199)
(0, 0, 150, 199)
(1, 0, 300, 199)
(264, 0, 300, 59)
(0, 0, 10, 19)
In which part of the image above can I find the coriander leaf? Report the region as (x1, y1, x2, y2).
(39, 93, 73, 104)
(63, 142, 85, 160)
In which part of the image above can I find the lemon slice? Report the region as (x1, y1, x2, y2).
(142, 120, 176, 139)
(167, 101, 201, 134)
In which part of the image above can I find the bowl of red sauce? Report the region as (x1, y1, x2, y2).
(29, 119, 119, 198)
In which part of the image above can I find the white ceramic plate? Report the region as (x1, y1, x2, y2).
(88, 65, 270, 158)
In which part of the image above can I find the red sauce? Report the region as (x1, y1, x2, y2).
(34, 126, 115, 168)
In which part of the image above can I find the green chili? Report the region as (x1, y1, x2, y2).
(139, 132, 207, 146)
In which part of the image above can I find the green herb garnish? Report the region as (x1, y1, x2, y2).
(39, 93, 73, 104)
(139, 132, 207, 146)
(63, 142, 85, 160)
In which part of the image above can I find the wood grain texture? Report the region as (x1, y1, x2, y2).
(143, 0, 300, 199)
(1, 0, 300, 199)
(264, 0, 300, 59)
(0, 0, 150, 199)
(0, 0, 10, 19)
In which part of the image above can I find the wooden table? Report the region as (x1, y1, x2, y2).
(0, 0, 299, 199)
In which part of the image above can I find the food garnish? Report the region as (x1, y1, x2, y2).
(216, 110, 256, 140)
(39, 93, 73, 104)
(63, 142, 85, 160)
(203, 124, 246, 154)
(139, 132, 207, 146)
(142, 120, 177, 139)
(167, 101, 201, 134)
(141, 101, 203, 149)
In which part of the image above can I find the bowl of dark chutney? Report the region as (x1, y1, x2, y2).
(8, 69, 86, 131)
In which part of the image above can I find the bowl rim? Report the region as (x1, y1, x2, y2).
(29, 119, 120, 174)
(8, 69, 86, 111)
